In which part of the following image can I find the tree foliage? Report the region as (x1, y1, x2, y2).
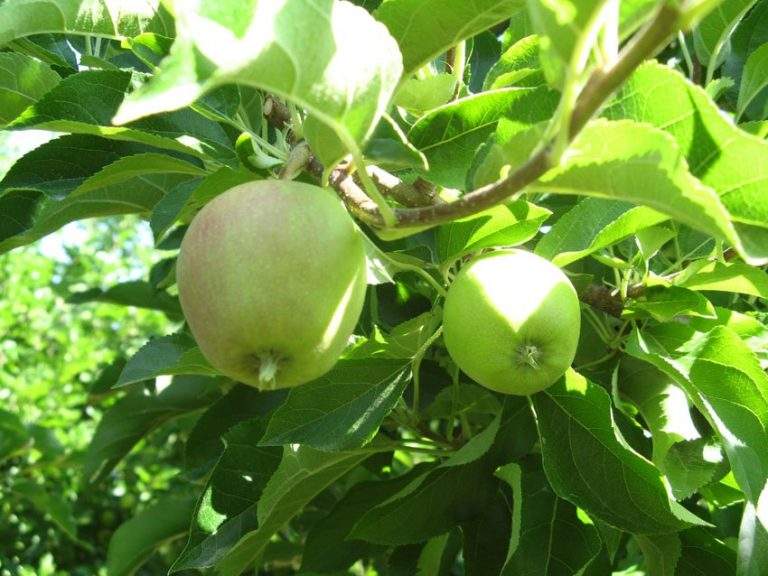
(1, 0, 768, 574)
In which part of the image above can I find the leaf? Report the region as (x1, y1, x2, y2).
(185, 385, 286, 474)
(89, 358, 129, 397)
(213, 445, 378, 576)
(260, 359, 409, 451)
(461, 489, 511, 576)
(8, 69, 235, 162)
(107, 495, 197, 576)
(535, 198, 668, 267)
(436, 199, 551, 265)
(84, 376, 221, 483)
(68, 280, 182, 317)
(117, 333, 220, 388)
(531, 369, 708, 534)
(409, 87, 559, 189)
(374, 0, 525, 77)
(150, 167, 255, 242)
(527, 0, 605, 80)
(530, 120, 748, 263)
(0, 139, 201, 254)
(484, 35, 543, 90)
(171, 417, 283, 572)
(351, 415, 505, 546)
(677, 528, 737, 574)
(496, 457, 602, 575)
(737, 42, 768, 118)
(364, 114, 428, 170)
(351, 455, 498, 545)
(395, 73, 457, 115)
(605, 62, 768, 264)
(625, 286, 717, 323)
(0, 52, 59, 126)
(114, 0, 402, 166)
(635, 533, 681, 576)
(0, 408, 29, 462)
(301, 471, 424, 573)
(12, 479, 80, 544)
(738, 500, 768, 576)
(679, 261, 768, 298)
(626, 326, 768, 526)
(0, 0, 175, 46)
(694, 0, 756, 67)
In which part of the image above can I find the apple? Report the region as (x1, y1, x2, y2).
(442, 249, 580, 395)
(177, 180, 367, 390)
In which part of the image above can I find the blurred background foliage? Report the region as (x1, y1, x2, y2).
(0, 132, 186, 575)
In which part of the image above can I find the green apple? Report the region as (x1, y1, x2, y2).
(177, 180, 367, 390)
(443, 249, 580, 395)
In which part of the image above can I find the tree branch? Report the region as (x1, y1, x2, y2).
(334, 2, 682, 230)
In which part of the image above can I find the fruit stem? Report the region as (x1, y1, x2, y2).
(258, 353, 280, 386)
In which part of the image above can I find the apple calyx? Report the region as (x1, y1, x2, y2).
(517, 344, 542, 370)
(257, 351, 282, 387)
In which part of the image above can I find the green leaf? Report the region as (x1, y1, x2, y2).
(737, 42, 768, 118)
(693, 0, 756, 67)
(116, 333, 220, 388)
(395, 73, 457, 115)
(531, 120, 747, 263)
(677, 528, 737, 574)
(83, 376, 221, 483)
(535, 198, 668, 267)
(302, 471, 424, 573)
(409, 87, 559, 189)
(0, 52, 59, 127)
(8, 69, 235, 162)
(68, 280, 182, 318)
(351, 455, 498, 545)
(260, 359, 409, 451)
(114, 0, 402, 165)
(214, 445, 378, 576)
(679, 261, 768, 298)
(619, 356, 722, 500)
(605, 62, 768, 264)
(627, 326, 768, 525)
(364, 114, 428, 170)
(531, 369, 708, 534)
(171, 417, 283, 573)
(0, 0, 175, 46)
(185, 385, 285, 474)
(150, 167, 255, 242)
(0, 140, 202, 254)
(526, 0, 605, 77)
(374, 0, 525, 76)
(484, 35, 543, 90)
(625, 286, 717, 323)
(461, 489, 511, 576)
(424, 382, 502, 421)
(738, 500, 768, 576)
(496, 457, 602, 575)
(635, 533, 681, 575)
(0, 408, 29, 463)
(436, 199, 551, 265)
(107, 495, 197, 576)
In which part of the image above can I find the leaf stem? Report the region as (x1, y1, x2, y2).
(411, 325, 444, 415)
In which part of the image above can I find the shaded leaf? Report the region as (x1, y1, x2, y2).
(261, 359, 409, 451)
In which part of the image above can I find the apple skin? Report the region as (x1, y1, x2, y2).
(176, 180, 367, 390)
(442, 249, 580, 395)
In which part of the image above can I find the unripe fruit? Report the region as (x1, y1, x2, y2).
(443, 249, 580, 395)
(177, 180, 367, 390)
